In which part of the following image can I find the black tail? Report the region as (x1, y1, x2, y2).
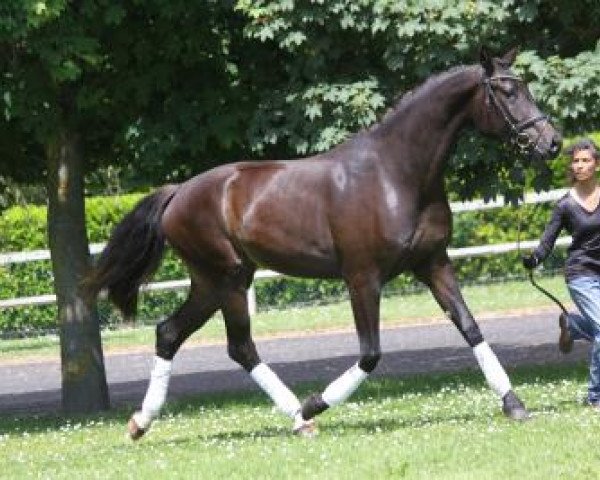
(82, 184, 179, 318)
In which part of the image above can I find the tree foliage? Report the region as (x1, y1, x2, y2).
(100, 1, 256, 183)
(516, 45, 600, 133)
(1, 0, 599, 200)
(235, 0, 600, 201)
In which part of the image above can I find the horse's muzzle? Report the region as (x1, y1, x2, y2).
(526, 131, 562, 162)
(548, 135, 562, 158)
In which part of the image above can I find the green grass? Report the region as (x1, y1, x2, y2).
(0, 362, 596, 479)
(0, 275, 571, 362)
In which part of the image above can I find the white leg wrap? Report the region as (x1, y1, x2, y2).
(322, 363, 369, 407)
(250, 363, 302, 418)
(133, 356, 172, 430)
(473, 342, 511, 398)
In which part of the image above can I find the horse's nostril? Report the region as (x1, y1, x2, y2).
(550, 137, 562, 156)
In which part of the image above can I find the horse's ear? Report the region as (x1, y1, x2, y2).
(500, 46, 519, 66)
(479, 46, 494, 76)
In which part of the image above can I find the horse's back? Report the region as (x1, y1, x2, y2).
(162, 158, 341, 277)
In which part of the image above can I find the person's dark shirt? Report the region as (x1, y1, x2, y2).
(533, 192, 600, 280)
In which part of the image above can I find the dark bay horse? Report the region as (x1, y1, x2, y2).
(84, 48, 562, 440)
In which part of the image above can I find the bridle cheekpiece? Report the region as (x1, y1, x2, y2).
(482, 74, 548, 155)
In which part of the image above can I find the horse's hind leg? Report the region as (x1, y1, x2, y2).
(416, 255, 530, 420)
(128, 277, 219, 440)
(219, 276, 313, 434)
(301, 272, 382, 421)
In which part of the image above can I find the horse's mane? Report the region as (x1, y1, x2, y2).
(373, 64, 479, 130)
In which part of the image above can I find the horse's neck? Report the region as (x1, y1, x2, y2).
(375, 67, 480, 189)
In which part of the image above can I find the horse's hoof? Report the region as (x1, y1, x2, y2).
(127, 417, 146, 441)
(301, 393, 329, 420)
(293, 419, 317, 438)
(502, 390, 531, 421)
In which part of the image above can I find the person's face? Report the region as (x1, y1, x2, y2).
(571, 149, 599, 183)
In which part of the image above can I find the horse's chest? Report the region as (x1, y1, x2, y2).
(385, 204, 451, 262)
(410, 218, 450, 253)
(415, 204, 451, 246)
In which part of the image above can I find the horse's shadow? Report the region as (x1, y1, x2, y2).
(141, 398, 580, 448)
(140, 386, 584, 448)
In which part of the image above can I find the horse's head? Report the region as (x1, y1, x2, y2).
(474, 47, 562, 161)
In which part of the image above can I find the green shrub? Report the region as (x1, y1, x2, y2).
(0, 205, 47, 250)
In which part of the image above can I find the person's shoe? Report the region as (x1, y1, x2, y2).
(585, 399, 600, 410)
(558, 313, 573, 354)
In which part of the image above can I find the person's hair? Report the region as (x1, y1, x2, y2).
(565, 138, 599, 160)
(565, 138, 600, 184)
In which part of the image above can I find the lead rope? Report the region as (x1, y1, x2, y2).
(516, 202, 568, 315)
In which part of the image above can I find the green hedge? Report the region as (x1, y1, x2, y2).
(0, 192, 568, 336)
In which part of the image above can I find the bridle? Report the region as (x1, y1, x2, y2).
(482, 74, 549, 156)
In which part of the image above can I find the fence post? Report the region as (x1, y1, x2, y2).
(247, 284, 257, 316)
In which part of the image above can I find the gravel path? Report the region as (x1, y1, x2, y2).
(0, 310, 589, 415)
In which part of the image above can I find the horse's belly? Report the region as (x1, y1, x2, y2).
(236, 190, 339, 277)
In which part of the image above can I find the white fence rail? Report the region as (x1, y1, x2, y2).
(0, 188, 571, 314)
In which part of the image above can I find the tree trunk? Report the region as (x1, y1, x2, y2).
(46, 127, 110, 413)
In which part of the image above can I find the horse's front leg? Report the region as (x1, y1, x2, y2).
(301, 272, 381, 421)
(416, 255, 530, 420)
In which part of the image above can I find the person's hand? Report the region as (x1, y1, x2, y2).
(521, 254, 539, 270)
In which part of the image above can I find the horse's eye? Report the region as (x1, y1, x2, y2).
(504, 86, 518, 102)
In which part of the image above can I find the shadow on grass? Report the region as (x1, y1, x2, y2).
(141, 399, 579, 448)
(139, 408, 488, 448)
(0, 359, 589, 438)
(0, 339, 59, 355)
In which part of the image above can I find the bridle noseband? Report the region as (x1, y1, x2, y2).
(482, 74, 548, 155)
